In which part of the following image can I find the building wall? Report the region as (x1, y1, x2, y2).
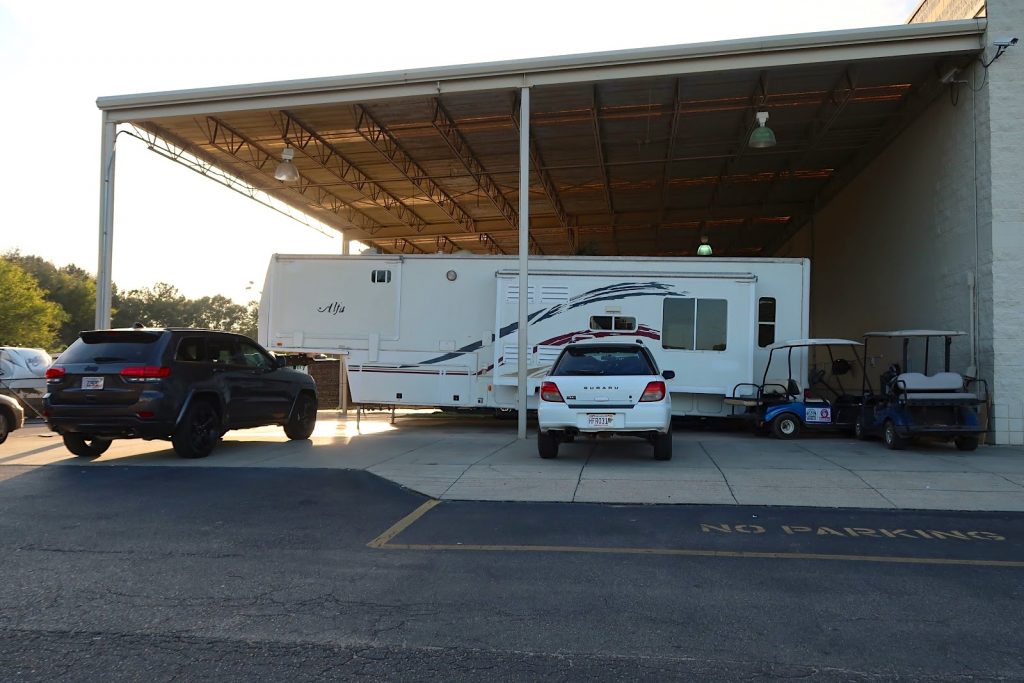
(908, 0, 986, 23)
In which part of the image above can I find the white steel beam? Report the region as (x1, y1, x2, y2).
(95, 119, 116, 328)
(517, 87, 530, 440)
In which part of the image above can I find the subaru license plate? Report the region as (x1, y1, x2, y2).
(587, 414, 614, 427)
(82, 377, 104, 390)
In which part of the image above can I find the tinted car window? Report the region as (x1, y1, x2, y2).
(206, 336, 238, 365)
(175, 337, 206, 362)
(238, 340, 272, 370)
(59, 331, 163, 364)
(552, 346, 655, 376)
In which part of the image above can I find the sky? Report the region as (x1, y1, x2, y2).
(0, 0, 921, 304)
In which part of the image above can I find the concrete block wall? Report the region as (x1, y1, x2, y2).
(984, 0, 1024, 445)
(777, 81, 981, 364)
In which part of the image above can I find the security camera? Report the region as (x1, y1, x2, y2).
(993, 37, 1018, 48)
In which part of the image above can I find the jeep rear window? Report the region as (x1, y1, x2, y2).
(551, 346, 655, 376)
(59, 331, 164, 364)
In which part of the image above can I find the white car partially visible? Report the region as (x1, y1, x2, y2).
(537, 341, 674, 460)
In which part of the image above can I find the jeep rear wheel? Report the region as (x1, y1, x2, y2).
(284, 393, 318, 440)
(63, 433, 112, 458)
(0, 412, 9, 445)
(172, 400, 220, 459)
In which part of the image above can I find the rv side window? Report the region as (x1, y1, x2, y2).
(589, 316, 637, 332)
(758, 297, 776, 347)
(696, 299, 728, 351)
(662, 298, 728, 351)
(371, 269, 392, 284)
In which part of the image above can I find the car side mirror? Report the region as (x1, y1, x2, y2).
(662, 370, 675, 380)
(274, 356, 288, 369)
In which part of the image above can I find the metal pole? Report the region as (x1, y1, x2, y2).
(95, 119, 117, 328)
(516, 86, 531, 439)
(341, 231, 350, 255)
(339, 354, 348, 416)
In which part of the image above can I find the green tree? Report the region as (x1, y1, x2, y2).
(0, 260, 65, 348)
(3, 251, 96, 347)
(112, 284, 259, 339)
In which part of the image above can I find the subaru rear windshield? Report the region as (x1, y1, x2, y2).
(58, 331, 165, 364)
(551, 346, 655, 376)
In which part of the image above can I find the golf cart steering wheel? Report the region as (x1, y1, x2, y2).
(810, 368, 827, 386)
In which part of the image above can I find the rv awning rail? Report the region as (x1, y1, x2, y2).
(495, 269, 757, 281)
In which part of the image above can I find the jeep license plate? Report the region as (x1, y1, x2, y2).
(587, 414, 614, 427)
(82, 377, 104, 390)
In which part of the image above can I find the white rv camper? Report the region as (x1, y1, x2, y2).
(259, 254, 810, 417)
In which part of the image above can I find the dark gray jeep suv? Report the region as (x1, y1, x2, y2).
(44, 328, 318, 459)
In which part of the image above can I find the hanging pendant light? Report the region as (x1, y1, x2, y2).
(748, 111, 777, 149)
(274, 146, 300, 182)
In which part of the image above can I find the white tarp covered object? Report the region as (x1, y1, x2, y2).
(0, 347, 52, 411)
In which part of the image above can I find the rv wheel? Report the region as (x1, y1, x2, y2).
(771, 413, 801, 439)
(883, 420, 905, 450)
(954, 436, 979, 452)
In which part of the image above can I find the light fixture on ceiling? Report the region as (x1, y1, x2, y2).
(274, 146, 299, 182)
(748, 111, 777, 149)
(697, 235, 713, 256)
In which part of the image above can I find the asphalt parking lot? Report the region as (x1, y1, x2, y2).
(0, 464, 1022, 680)
(4, 411, 1024, 511)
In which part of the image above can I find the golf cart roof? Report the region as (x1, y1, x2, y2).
(863, 330, 967, 338)
(770, 338, 862, 349)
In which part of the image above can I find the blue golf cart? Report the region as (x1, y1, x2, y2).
(726, 338, 865, 439)
(856, 330, 986, 451)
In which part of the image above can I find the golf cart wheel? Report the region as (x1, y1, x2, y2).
(854, 419, 868, 440)
(538, 430, 559, 459)
(954, 436, 979, 452)
(882, 420, 905, 450)
(63, 433, 112, 458)
(771, 413, 801, 440)
(653, 429, 673, 461)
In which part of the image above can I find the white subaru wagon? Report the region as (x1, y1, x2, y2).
(537, 341, 674, 460)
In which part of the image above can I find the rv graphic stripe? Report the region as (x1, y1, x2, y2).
(412, 282, 683, 367)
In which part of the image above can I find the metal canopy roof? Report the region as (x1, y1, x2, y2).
(98, 20, 984, 258)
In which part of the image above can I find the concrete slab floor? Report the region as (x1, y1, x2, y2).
(3, 412, 1024, 511)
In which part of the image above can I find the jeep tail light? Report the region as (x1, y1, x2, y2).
(45, 367, 66, 381)
(540, 381, 564, 402)
(639, 381, 667, 402)
(121, 366, 171, 382)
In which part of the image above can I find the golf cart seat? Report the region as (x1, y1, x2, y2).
(894, 372, 977, 401)
(762, 378, 800, 398)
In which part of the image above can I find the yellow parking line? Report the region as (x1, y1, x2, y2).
(366, 499, 441, 548)
(376, 541, 1024, 568)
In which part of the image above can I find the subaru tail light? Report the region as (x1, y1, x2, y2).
(540, 381, 564, 402)
(45, 367, 66, 381)
(640, 381, 667, 402)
